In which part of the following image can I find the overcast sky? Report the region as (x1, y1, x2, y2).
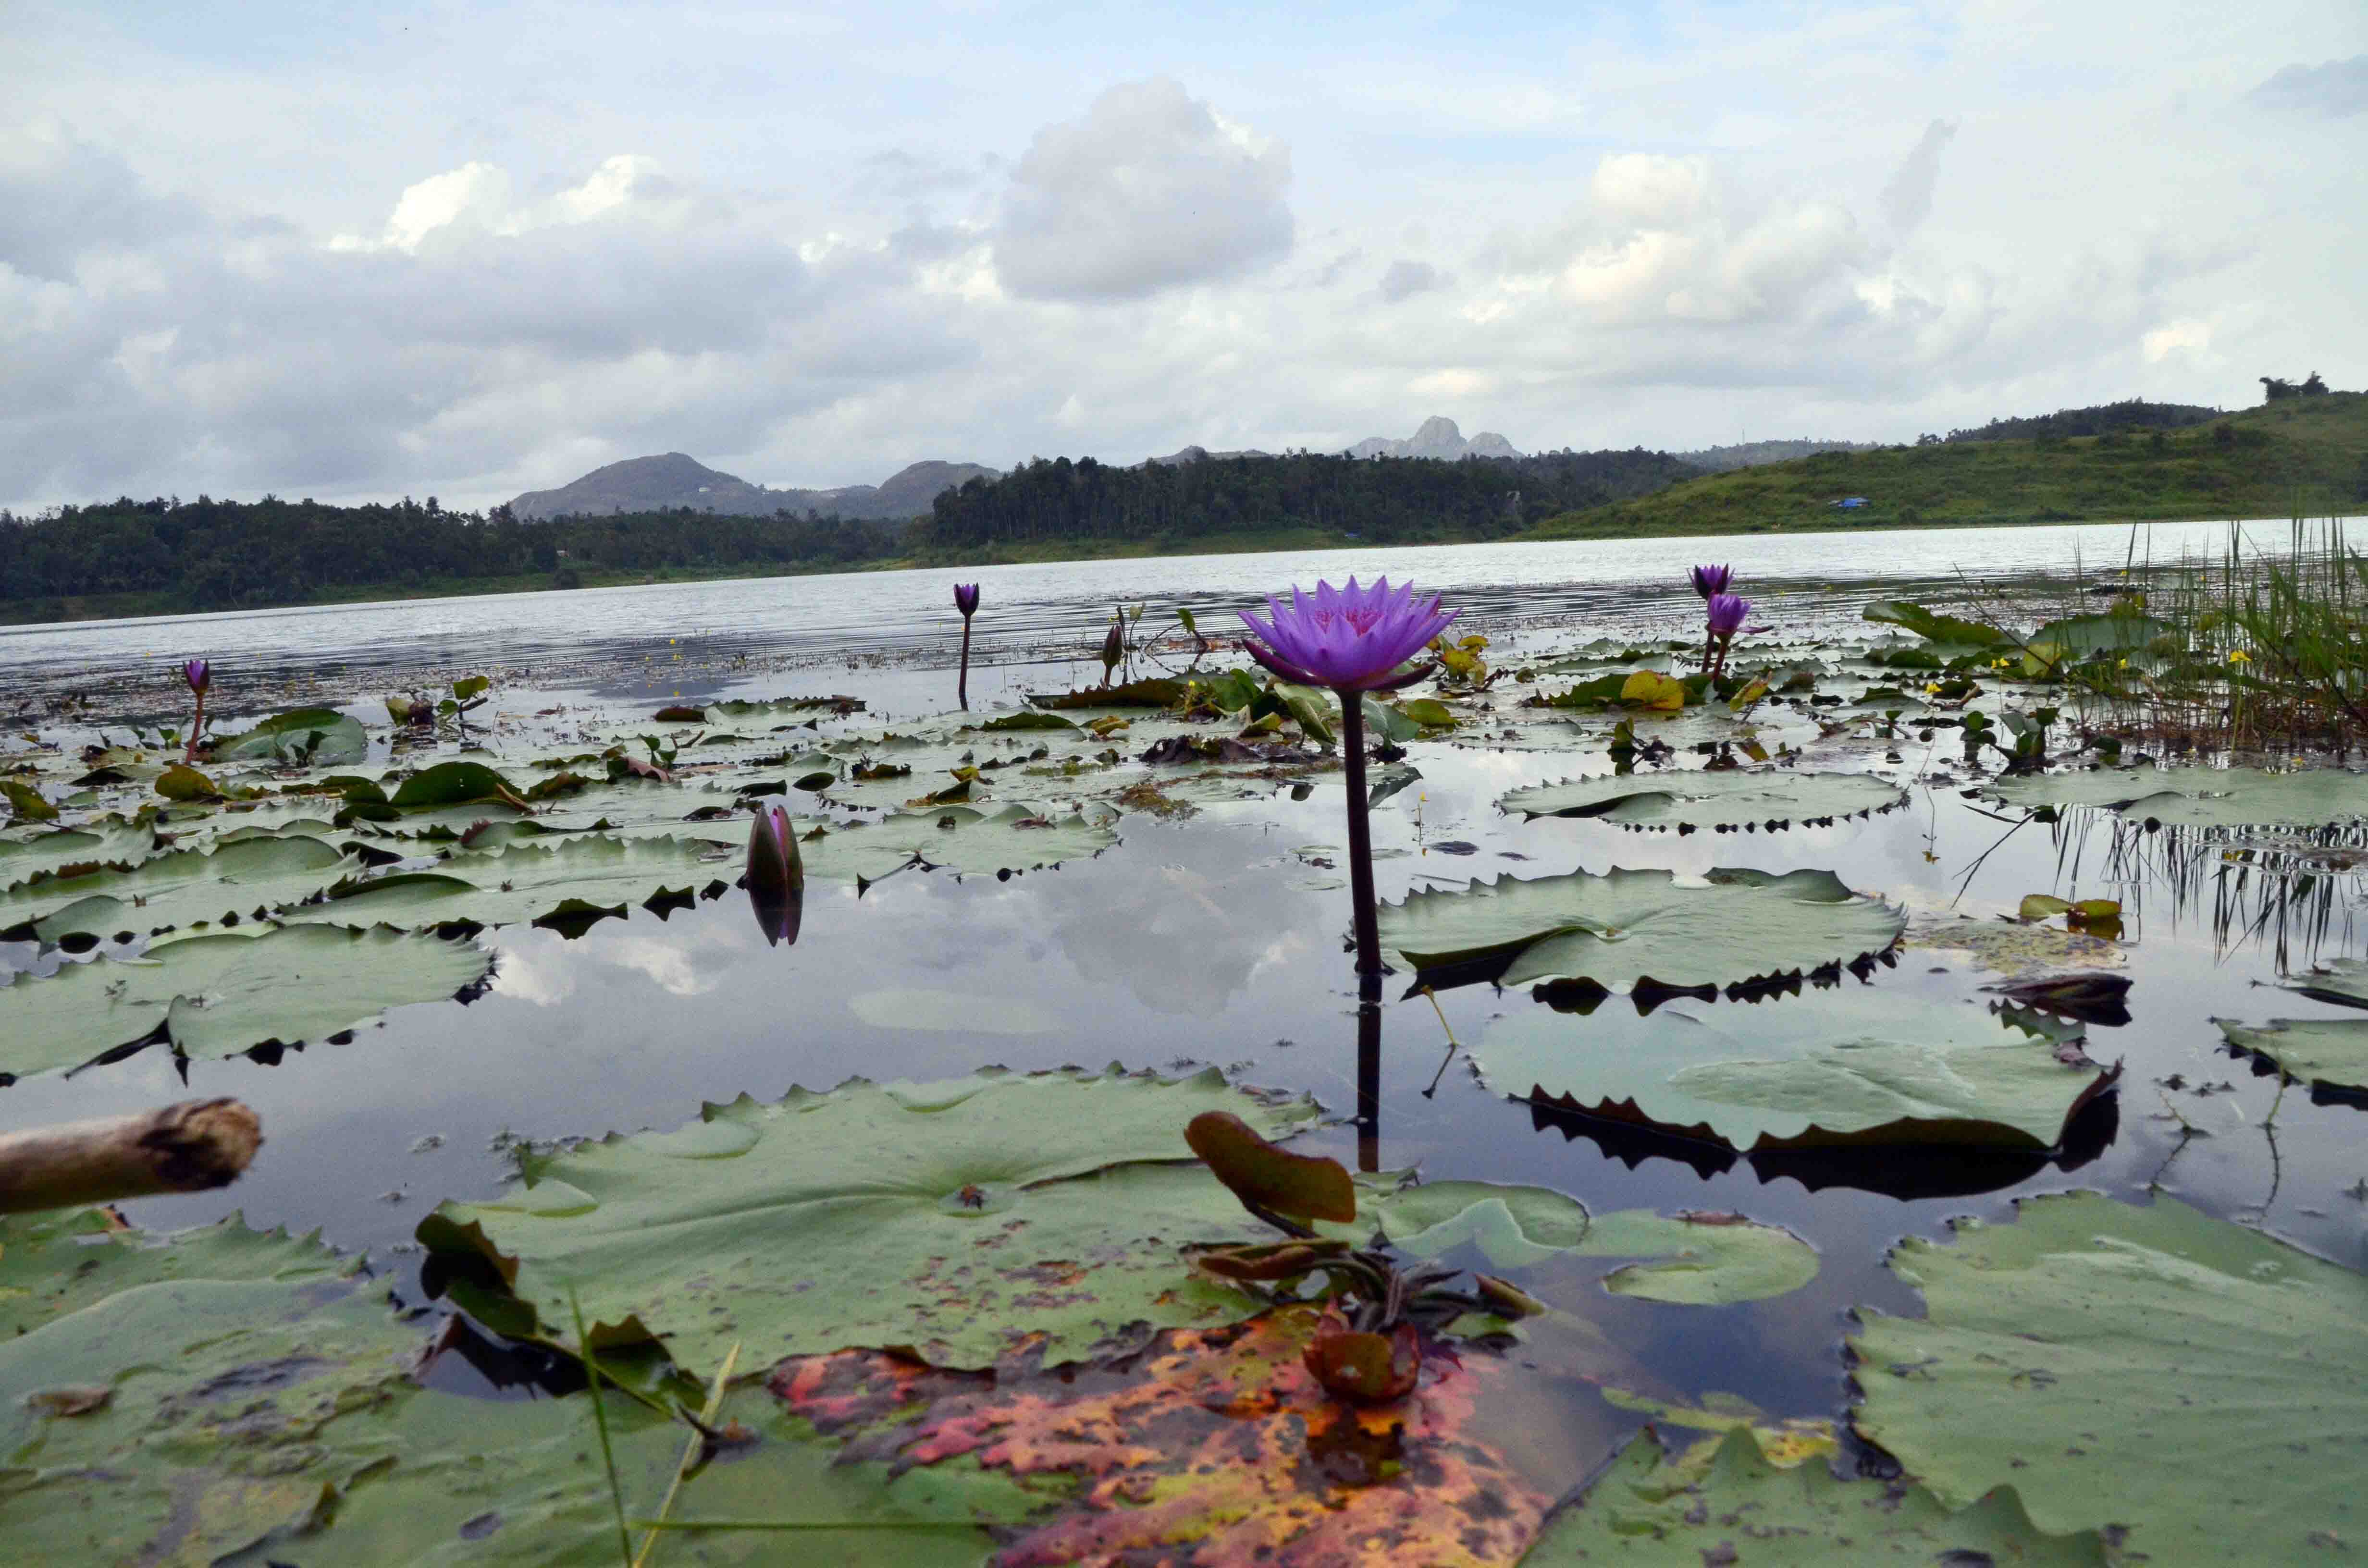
(3, 1, 2362, 513)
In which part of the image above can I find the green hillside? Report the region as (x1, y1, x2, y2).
(1529, 391, 2368, 541)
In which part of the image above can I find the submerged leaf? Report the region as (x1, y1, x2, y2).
(769, 1302, 1553, 1566)
(2215, 1016, 2368, 1093)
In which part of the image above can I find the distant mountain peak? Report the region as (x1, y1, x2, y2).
(508, 454, 998, 521)
(1345, 416, 1524, 462)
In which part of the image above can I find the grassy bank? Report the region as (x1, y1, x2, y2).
(1527, 392, 2368, 540)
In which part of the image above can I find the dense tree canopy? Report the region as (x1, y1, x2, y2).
(919, 449, 1694, 550)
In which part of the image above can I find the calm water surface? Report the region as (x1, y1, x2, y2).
(4, 516, 2360, 1452)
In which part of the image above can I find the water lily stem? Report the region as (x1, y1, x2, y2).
(957, 614, 973, 710)
(1338, 692, 1383, 977)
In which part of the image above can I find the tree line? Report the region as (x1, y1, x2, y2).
(1917, 397, 2223, 446)
(917, 448, 1695, 551)
(0, 494, 905, 612)
(2, 448, 1702, 614)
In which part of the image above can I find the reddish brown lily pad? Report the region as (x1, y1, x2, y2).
(769, 1303, 1551, 1566)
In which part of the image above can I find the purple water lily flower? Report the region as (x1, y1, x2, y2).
(1689, 564, 1732, 600)
(1702, 593, 1766, 679)
(183, 658, 211, 695)
(952, 584, 981, 709)
(746, 801, 804, 946)
(1240, 578, 1460, 978)
(1238, 578, 1458, 694)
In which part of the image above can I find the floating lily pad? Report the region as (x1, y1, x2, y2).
(1578, 1210, 1820, 1305)
(0, 1209, 984, 1566)
(417, 1066, 1321, 1379)
(1852, 1191, 2368, 1564)
(1519, 1426, 2109, 1565)
(0, 1211, 421, 1565)
(214, 705, 371, 765)
(1501, 769, 1905, 831)
(2282, 957, 2368, 1010)
(0, 822, 159, 890)
(0, 832, 362, 940)
(0, 923, 493, 1074)
(808, 803, 1119, 881)
(1380, 867, 1904, 991)
(1479, 988, 2116, 1154)
(2215, 1017, 2368, 1094)
(1322, 1180, 1817, 1304)
(283, 833, 731, 933)
(769, 1301, 1553, 1567)
(1988, 766, 2368, 827)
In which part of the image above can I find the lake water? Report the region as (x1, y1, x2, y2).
(4, 514, 2362, 1543)
(0, 516, 2282, 721)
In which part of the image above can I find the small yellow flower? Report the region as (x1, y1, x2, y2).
(2117, 658, 2128, 669)
(1924, 682, 1942, 695)
(2228, 649, 2252, 664)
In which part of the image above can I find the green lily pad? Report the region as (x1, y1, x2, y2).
(807, 803, 1120, 880)
(1321, 1181, 1817, 1302)
(0, 1209, 989, 1566)
(283, 833, 732, 933)
(1517, 1426, 2109, 1565)
(1478, 988, 2116, 1153)
(0, 922, 492, 1074)
(1321, 1178, 1591, 1269)
(2215, 1017, 2368, 1093)
(2281, 957, 2368, 1010)
(1987, 765, 2368, 827)
(0, 822, 159, 890)
(1862, 600, 2008, 645)
(2029, 610, 2176, 655)
(1579, 1210, 1820, 1305)
(1379, 867, 1905, 990)
(1852, 1191, 2368, 1564)
(214, 705, 371, 765)
(0, 832, 364, 940)
(1501, 769, 1905, 831)
(0, 1211, 421, 1566)
(416, 1066, 1320, 1379)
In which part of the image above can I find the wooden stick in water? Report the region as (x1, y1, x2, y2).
(0, 1099, 262, 1214)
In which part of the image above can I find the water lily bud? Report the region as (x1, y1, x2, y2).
(953, 582, 980, 616)
(1688, 564, 1733, 600)
(1099, 620, 1123, 671)
(183, 658, 211, 695)
(746, 802, 803, 898)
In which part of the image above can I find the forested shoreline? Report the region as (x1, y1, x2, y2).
(0, 447, 1691, 619)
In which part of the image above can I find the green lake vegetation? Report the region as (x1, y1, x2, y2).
(10, 392, 2361, 626)
(1530, 389, 2368, 540)
(7, 546, 2368, 1559)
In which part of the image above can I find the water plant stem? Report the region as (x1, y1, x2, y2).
(570, 1287, 635, 1568)
(956, 614, 973, 710)
(630, 1340, 740, 1568)
(1337, 693, 1382, 977)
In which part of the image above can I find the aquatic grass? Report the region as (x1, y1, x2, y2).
(569, 1286, 635, 1568)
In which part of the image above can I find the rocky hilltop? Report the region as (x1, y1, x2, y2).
(508, 453, 999, 521)
(1345, 416, 1523, 461)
